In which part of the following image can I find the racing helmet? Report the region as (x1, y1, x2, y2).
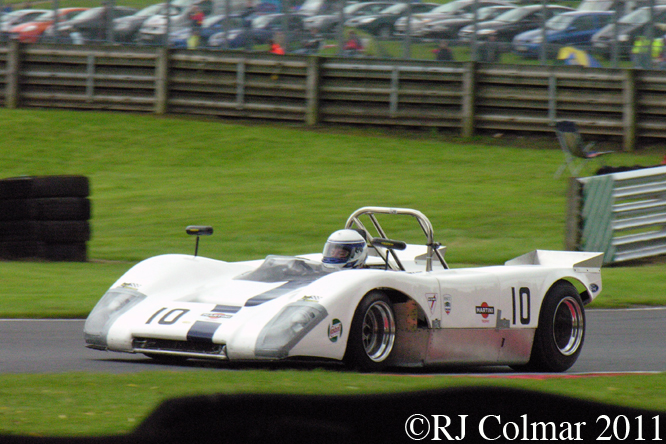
(322, 229, 368, 269)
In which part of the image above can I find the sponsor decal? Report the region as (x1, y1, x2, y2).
(426, 293, 437, 314)
(119, 282, 141, 289)
(301, 295, 322, 302)
(591, 284, 599, 293)
(475, 302, 495, 322)
(443, 295, 452, 315)
(328, 318, 343, 342)
(201, 312, 232, 320)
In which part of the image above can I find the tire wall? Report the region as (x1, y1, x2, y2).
(0, 175, 91, 262)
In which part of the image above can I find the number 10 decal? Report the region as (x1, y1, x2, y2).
(512, 287, 531, 325)
(146, 308, 190, 325)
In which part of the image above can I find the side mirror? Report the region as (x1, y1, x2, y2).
(186, 225, 213, 256)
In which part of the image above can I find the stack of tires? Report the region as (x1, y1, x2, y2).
(0, 175, 91, 262)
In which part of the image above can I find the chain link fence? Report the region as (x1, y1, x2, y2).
(1, 0, 666, 67)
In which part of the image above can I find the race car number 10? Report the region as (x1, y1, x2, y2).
(511, 287, 530, 325)
(146, 308, 190, 325)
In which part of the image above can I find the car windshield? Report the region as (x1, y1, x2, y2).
(430, 2, 468, 14)
(577, 0, 613, 11)
(137, 3, 167, 17)
(344, 2, 371, 14)
(69, 8, 101, 21)
(471, 6, 512, 21)
(34, 11, 55, 21)
(618, 7, 651, 25)
(380, 3, 407, 15)
(252, 14, 281, 27)
(235, 256, 333, 283)
(494, 7, 533, 22)
(546, 13, 575, 30)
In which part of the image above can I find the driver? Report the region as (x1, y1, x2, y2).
(322, 229, 368, 270)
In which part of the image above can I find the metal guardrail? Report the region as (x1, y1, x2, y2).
(2, 42, 666, 149)
(567, 165, 666, 264)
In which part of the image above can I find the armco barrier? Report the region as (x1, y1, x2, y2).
(566, 165, 666, 264)
(3, 41, 666, 150)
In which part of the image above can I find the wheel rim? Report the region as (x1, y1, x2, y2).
(552, 296, 584, 356)
(361, 300, 396, 362)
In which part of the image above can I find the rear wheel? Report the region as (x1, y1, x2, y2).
(343, 291, 396, 372)
(521, 281, 585, 372)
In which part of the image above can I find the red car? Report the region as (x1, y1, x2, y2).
(9, 8, 88, 43)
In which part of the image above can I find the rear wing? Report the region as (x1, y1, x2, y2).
(505, 250, 603, 271)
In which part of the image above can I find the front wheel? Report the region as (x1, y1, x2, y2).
(343, 291, 396, 372)
(523, 281, 586, 372)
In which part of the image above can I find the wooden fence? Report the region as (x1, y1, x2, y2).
(2, 41, 665, 150)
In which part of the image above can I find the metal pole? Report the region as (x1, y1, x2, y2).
(611, 0, 619, 68)
(471, 0, 478, 61)
(538, 0, 547, 64)
(164, 0, 171, 48)
(337, 0, 346, 55)
(53, 0, 59, 43)
(403, 0, 412, 60)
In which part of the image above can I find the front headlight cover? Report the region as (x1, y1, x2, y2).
(84, 287, 146, 349)
(255, 301, 328, 359)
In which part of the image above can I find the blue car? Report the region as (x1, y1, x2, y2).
(512, 11, 614, 58)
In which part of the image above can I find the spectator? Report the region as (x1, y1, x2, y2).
(478, 34, 500, 63)
(301, 28, 322, 54)
(343, 31, 363, 56)
(269, 37, 285, 54)
(433, 40, 454, 61)
(188, 27, 201, 49)
(189, 5, 204, 32)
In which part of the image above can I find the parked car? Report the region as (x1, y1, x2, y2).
(512, 11, 614, 58)
(0, 9, 49, 39)
(345, 2, 439, 38)
(420, 5, 516, 40)
(44, 6, 137, 43)
(394, 0, 515, 38)
(7, 8, 88, 43)
(208, 13, 305, 48)
(138, 0, 215, 45)
(113, 3, 170, 43)
(458, 4, 574, 42)
(303, 1, 396, 35)
(591, 5, 666, 58)
(169, 14, 242, 48)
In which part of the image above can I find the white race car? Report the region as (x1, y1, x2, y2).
(84, 207, 603, 372)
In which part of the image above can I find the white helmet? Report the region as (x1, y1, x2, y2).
(322, 229, 367, 269)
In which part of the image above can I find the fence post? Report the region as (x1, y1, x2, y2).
(622, 68, 636, 152)
(461, 61, 476, 138)
(305, 55, 320, 126)
(154, 47, 169, 115)
(6, 40, 21, 109)
(565, 177, 583, 251)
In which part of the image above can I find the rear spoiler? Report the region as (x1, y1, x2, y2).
(505, 250, 603, 270)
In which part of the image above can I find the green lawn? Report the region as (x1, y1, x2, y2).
(0, 108, 664, 437)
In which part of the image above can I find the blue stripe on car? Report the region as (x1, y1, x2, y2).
(186, 321, 220, 343)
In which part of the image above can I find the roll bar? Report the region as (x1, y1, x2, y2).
(344, 206, 448, 271)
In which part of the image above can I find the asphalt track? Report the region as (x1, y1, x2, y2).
(1, 307, 665, 374)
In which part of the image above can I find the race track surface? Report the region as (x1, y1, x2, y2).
(1, 308, 664, 374)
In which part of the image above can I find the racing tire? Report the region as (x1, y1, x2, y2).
(343, 290, 396, 372)
(520, 281, 585, 373)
